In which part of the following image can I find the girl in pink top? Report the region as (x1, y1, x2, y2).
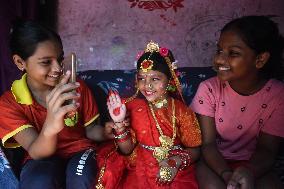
(191, 16, 284, 189)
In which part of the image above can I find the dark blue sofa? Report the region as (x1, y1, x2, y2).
(77, 67, 216, 124)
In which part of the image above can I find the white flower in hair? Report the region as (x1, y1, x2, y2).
(172, 60, 178, 69)
(134, 61, 138, 68)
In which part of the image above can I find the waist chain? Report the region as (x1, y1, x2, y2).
(140, 143, 183, 151)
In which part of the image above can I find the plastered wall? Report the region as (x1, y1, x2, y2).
(58, 0, 284, 71)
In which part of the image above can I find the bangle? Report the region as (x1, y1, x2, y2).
(114, 129, 126, 135)
(116, 134, 130, 143)
(220, 169, 233, 179)
(170, 149, 191, 170)
(114, 120, 124, 124)
(179, 152, 191, 170)
(114, 129, 130, 140)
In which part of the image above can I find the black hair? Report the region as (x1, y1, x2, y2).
(221, 15, 284, 80)
(136, 50, 175, 79)
(10, 19, 63, 61)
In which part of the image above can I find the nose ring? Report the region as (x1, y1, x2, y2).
(148, 84, 153, 89)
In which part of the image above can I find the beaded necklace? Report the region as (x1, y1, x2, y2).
(148, 98, 176, 162)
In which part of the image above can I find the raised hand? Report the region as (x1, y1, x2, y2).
(43, 71, 80, 136)
(107, 90, 126, 124)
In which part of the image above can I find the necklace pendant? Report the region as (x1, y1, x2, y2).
(159, 135, 173, 148)
(153, 98, 168, 108)
(153, 146, 169, 162)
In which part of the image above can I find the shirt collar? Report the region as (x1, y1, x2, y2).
(11, 73, 33, 105)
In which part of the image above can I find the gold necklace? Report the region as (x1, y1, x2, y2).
(152, 98, 168, 108)
(148, 98, 176, 162)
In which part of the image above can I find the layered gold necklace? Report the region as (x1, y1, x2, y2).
(148, 98, 176, 162)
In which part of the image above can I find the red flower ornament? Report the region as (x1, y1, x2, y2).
(159, 47, 169, 57)
(140, 59, 154, 72)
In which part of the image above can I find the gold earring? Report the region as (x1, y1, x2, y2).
(125, 86, 139, 104)
(166, 83, 176, 92)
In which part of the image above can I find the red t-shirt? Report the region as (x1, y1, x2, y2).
(0, 74, 99, 159)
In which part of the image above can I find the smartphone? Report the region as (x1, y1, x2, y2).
(62, 53, 78, 120)
(62, 52, 77, 83)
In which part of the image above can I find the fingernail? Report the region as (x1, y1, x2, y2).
(66, 70, 71, 75)
(75, 82, 80, 86)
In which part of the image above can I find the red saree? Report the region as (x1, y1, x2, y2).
(95, 98, 201, 189)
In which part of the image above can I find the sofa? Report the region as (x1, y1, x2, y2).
(0, 66, 283, 188)
(78, 67, 217, 124)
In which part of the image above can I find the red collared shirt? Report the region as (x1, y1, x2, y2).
(0, 74, 99, 159)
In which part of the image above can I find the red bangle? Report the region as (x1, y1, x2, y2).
(179, 153, 191, 170)
(170, 149, 191, 170)
(116, 134, 130, 143)
(114, 129, 126, 135)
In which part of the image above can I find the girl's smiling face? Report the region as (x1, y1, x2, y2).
(137, 69, 169, 103)
(22, 40, 64, 90)
(213, 30, 259, 83)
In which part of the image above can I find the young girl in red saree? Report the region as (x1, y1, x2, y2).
(96, 41, 202, 189)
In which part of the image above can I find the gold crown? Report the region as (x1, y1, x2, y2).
(144, 40, 160, 53)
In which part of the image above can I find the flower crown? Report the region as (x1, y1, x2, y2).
(138, 41, 177, 72)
